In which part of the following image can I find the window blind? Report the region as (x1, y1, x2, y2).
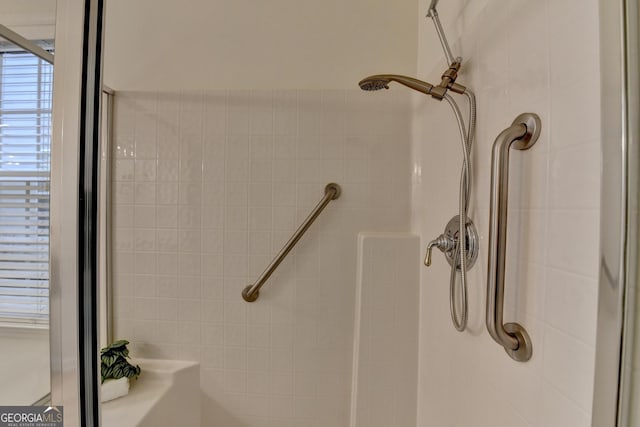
(0, 52, 52, 326)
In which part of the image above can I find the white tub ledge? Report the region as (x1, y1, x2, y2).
(102, 359, 201, 427)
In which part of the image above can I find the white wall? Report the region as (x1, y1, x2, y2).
(0, 328, 49, 405)
(413, 0, 601, 426)
(103, 0, 417, 91)
(0, 0, 56, 40)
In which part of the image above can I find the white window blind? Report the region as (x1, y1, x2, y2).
(0, 51, 53, 326)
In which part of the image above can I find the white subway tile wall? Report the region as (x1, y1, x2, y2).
(111, 90, 412, 426)
(414, 1, 600, 426)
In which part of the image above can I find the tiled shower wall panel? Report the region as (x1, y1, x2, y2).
(352, 233, 420, 427)
(413, 1, 601, 426)
(111, 90, 411, 426)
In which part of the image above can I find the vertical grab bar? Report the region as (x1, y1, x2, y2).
(486, 113, 541, 362)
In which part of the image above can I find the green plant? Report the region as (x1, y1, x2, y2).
(100, 340, 141, 384)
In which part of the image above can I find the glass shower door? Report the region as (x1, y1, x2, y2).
(594, 0, 640, 425)
(0, 12, 55, 406)
(619, 1, 640, 423)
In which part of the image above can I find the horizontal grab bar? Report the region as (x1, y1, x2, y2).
(242, 183, 341, 302)
(486, 113, 541, 362)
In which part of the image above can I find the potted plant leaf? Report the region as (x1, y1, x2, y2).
(100, 339, 141, 384)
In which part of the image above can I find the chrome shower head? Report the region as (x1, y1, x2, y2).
(359, 78, 390, 91)
(358, 74, 446, 98)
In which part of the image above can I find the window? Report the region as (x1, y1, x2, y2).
(0, 51, 53, 327)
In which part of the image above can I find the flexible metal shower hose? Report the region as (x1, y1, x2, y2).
(443, 90, 476, 331)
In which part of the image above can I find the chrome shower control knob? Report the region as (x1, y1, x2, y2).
(424, 215, 479, 270)
(424, 234, 455, 266)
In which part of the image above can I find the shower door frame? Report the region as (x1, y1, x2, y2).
(593, 0, 640, 426)
(49, 0, 104, 425)
(617, 0, 640, 425)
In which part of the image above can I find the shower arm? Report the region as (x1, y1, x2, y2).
(426, 1, 461, 67)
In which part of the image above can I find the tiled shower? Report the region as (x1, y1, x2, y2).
(105, 0, 603, 426)
(111, 90, 412, 425)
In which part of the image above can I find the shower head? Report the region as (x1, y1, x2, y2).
(359, 74, 446, 98)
